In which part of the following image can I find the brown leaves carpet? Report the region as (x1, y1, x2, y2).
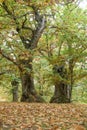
(0, 103, 87, 130)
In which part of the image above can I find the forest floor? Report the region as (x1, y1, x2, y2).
(0, 103, 87, 130)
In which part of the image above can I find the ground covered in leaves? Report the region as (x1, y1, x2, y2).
(0, 103, 87, 130)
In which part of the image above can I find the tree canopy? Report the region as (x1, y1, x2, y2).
(0, 0, 87, 103)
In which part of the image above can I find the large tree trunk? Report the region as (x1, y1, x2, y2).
(20, 58, 45, 102)
(50, 65, 72, 103)
(21, 72, 45, 102)
(50, 83, 71, 103)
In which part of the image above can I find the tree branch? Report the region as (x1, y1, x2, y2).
(0, 49, 18, 66)
(30, 16, 46, 49)
(2, 2, 46, 50)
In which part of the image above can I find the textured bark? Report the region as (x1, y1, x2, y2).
(21, 72, 45, 102)
(11, 80, 19, 102)
(50, 65, 72, 103)
(20, 58, 45, 102)
(50, 83, 71, 103)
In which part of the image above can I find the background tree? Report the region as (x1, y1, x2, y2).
(49, 4, 87, 103)
(37, 2, 87, 103)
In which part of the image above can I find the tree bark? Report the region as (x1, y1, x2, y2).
(50, 83, 71, 103)
(20, 58, 45, 102)
(50, 65, 71, 103)
(11, 79, 19, 102)
(20, 72, 45, 102)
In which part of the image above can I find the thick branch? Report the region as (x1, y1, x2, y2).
(30, 16, 46, 49)
(2, 2, 14, 17)
(2, 2, 21, 34)
(0, 50, 18, 66)
(2, 2, 46, 50)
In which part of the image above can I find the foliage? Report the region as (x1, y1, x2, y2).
(0, 0, 87, 102)
(72, 78, 87, 103)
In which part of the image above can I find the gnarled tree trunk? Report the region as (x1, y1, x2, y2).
(21, 72, 45, 102)
(20, 58, 45, 102)
(17, 8, 46, 102)
(50, 83, 71, 103)
(50, 65, 72, 103)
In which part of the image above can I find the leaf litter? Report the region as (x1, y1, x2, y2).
(0, 103, 87, 130)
